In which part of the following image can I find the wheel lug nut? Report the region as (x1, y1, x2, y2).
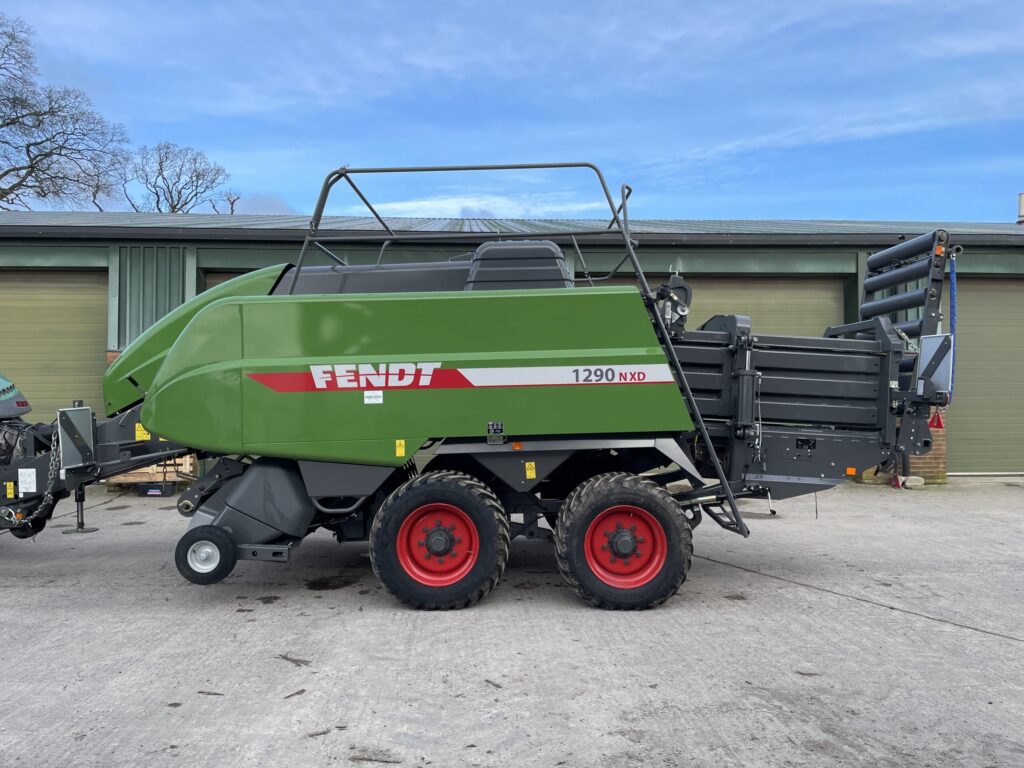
(423, 527, 429, 533)
(638, 537, 645, 543)
(425, 553, 431, 559)
(635, 551, 642, 557)
(438, 557, 445, 564)
(615, 522, 622, 529)
(630, 525, 637, 532)
(601, 544, 608, 551)
(418, 540, 425, 547)
(610, 556, 617, 563)
(454, 537, 462, 544)
(623, 558, 630, 565)
(435, 520, 442, 527)
(450, 552, 457, 558)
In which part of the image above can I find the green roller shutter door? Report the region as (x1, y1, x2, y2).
(946, 277, 1024, 473)
(598, 276, 844, 336)
(0, 271, 108, 420)
(685, 277, 845, 336)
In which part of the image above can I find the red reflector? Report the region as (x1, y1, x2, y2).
(928, 410, 944, 429)
(15, 400, 28, 407)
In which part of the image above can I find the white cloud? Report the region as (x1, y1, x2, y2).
(233, 192, 303, 215)
(18, 0, 1015, 120)
(638, 69, 1024, 184)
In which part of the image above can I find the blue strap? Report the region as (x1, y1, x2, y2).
(948, 257, 957, 403)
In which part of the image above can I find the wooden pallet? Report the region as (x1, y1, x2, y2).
(104, 454, 197, 488)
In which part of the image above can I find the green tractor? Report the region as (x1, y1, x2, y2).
(1, 163, 956, 609)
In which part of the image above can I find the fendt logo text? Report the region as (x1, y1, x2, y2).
(309, 363, 442, 390)
(247, 363, 675, 393)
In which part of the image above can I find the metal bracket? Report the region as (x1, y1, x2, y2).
(486, 421, 506, 445)
(236, 541, 296, 563)
(177, 457, 247, 516)
(57, 407, 95, 470)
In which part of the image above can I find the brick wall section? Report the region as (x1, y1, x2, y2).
(910, 411, 947, 484)
(859, 408, 948, 485)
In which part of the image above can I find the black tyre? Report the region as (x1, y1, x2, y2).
(175, 525, 237, 585)
(555, 472, 691, 610)
(9, 517, 45, 539)
(370, 470, 509, 609)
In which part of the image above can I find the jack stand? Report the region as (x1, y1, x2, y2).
(62, 486, 98, 534)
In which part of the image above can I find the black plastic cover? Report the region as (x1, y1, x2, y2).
(223, 458, 316, 538)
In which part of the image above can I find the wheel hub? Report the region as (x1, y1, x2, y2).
(584, 505, 667, 589)
(608, 528, 637, 558)
(424, 525, 454, 555)
(396, 503, 479, 587)
(187, 541, 221, 574)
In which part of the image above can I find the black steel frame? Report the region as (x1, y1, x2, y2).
(291, 162, 748, 535)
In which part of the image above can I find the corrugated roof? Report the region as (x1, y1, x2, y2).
(0, 211, 1022, 245)
(0, 210, 1022, 234)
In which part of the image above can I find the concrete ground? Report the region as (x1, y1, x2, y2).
(0, 479, 1021, 768)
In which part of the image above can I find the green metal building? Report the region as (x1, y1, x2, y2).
(1, 211, 1021, 473)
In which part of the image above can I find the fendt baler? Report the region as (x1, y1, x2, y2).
(1, 163, 957, 610)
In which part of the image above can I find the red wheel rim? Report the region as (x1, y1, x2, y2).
(396, 502, 480, 587)
(583, 505, 668, 589)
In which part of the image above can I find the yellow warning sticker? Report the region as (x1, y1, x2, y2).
(524, 461, 537, 480)
(395, 439, 406, 458)
(134, 423, 151, 441)
(4, 481, 13, 499)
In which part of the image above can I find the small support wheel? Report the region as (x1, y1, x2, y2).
(175, 525, 237, 585)
(555, 472, 692, 610)
(370, 470, 509, 609)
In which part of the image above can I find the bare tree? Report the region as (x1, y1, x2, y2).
(210, 189, 241, 215)
(0, 15, 32, 86)
(0, 14, 128, 210)
(123, 142, 232, 213)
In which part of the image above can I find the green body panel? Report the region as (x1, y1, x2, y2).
(103, 265, 285, 415)
(141, 286, 691, 465)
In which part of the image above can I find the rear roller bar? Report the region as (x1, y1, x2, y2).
(856, 230, 953, 340)
(861, 286, 931, 319)
(862, 256, 934, 294)
(865, 230, 945, 271)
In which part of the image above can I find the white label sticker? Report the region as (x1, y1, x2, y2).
(18, 467, 37, 496)
(363, 390, 384, 405)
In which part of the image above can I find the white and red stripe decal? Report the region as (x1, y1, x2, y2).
(247, 363, 673, 393)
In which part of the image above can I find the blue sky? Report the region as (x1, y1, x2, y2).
(8, 0, 1024, 221)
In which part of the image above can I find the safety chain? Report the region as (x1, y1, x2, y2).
(893, 324, 919, 354)
(18, 430, 61, 526)
(39, 430, 61, 515)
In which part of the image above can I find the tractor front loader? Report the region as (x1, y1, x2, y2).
(1, 163, 956, 610)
